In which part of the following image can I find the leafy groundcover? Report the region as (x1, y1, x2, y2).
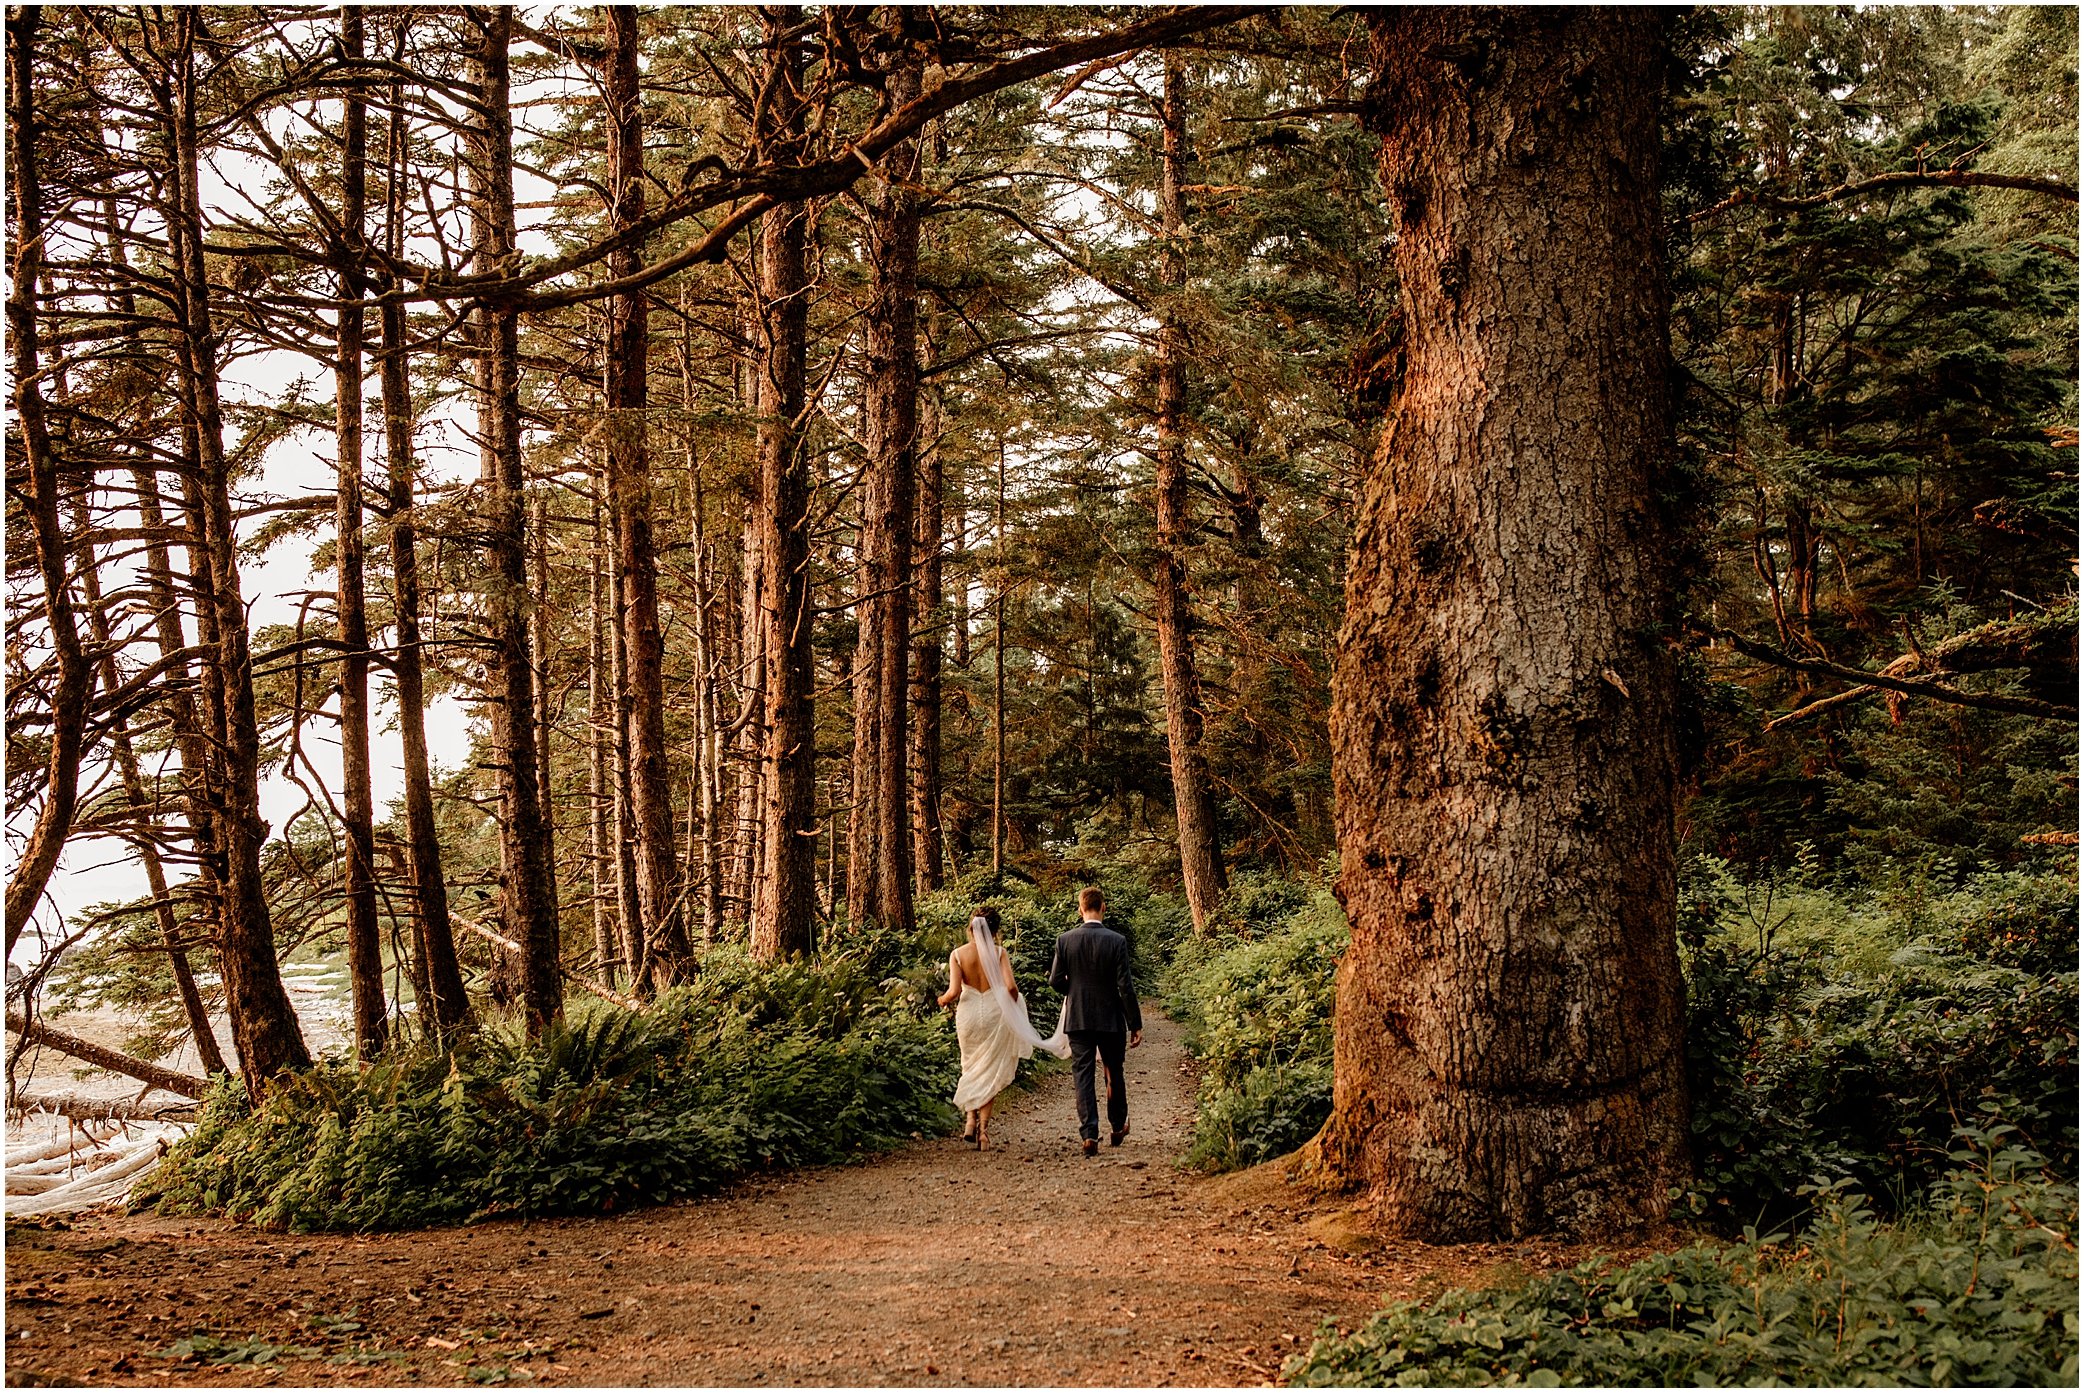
(140, 945, 959, 1232)
(1286, 1126, 2078, 1388)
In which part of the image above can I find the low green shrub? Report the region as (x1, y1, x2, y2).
(1168, 879, 1348, 1171)
(141, 948, 959, 1232)
(1682, 857, 2078, 1230)
(1184, 1058, 1333, 1171)
(1286, 1124, 2080, 1388)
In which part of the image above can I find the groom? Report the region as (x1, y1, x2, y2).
(1048, 887, 1142, 1157)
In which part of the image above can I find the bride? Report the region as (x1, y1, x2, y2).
(937, 906, 1070, 1149)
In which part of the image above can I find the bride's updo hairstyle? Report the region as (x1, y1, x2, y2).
(969, 905, 1002, 937)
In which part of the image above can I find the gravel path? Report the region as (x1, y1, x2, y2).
(5, 1011, 1414, 1387)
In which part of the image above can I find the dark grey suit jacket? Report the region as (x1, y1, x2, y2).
(1048, 919, 1142, 1035)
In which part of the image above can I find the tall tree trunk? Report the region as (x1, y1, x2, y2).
(681, 334, 726, 945)
(101, 197, 232, 1065)
(605, 521, 646, 975)
(848, 32, 922, 934)
(1151, 51, 1228, 933)
(379, 79, 470, 1037)
(1320, 8, 1690, 1241)
(529, 493, 560, 914)
(333, 4, 388, 1058)
(991, 437, 1006, 879)
(909, 385, 946, 894)
(748, 7, 816, 961)
(728, 491, 767, 926)
(726, 294, 767, 929)
(587, 495, 619, 985)
(600, 4, 688, 992)
(1768, 293, 1818, 660)
(467, 5, 561, 1034)
(3, 6, 93, 957)
(70, 491, 228, 1077)
(97, 192, 232, 1067)
(166, 8, 312, 1084)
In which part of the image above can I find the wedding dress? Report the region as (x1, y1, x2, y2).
(952, 918, 1070, 1113)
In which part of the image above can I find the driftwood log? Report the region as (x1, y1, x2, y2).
(5, 1011, 209, 1098)
(7, 1091, 200, 1124)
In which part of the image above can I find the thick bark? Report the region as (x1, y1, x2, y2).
(1151, 52, 1228, 933)
(748, 8, 817, 961)
(848, 35, 922, 934)
(909, 386, 947, 894)
(334, 4, 388, 1058)
(4, 6, 93, 957)
(468, 6, 562, 1034)
(379, 82, 471, 1036)
(1321, 8, 1690, 1241)
(167, 10, 311, 1084)
(600, 4, 689, 991)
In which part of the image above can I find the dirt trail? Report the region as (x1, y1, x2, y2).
(4, 1012, 1606, 1388)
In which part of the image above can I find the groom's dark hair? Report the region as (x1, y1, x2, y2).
(1078, 886, 1105, 914)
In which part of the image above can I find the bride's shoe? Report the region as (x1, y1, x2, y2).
(962, 1111, 977, 1142)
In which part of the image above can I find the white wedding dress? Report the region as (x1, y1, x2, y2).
(952, 920, 1070, 1113)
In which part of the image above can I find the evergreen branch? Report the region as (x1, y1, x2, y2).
(1716, 629, 2078, 726)
(1691, 169, 2079, 224)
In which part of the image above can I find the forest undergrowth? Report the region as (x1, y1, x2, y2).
(1152, 852, 2079, 1387)
(133, 842, 2079, 1385)
(134, 880, 1109, 1232)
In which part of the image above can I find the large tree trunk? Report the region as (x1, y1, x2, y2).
(748, 7, 816, 961)
(1320, 8, 1690, 1241)
(1151, 52, 1228, 934)
(601, 4, 689, 992)
(333, 4, 388, 1058)
(379, 79, 470, 1037)
(909, 384, 947, 894)
(467, 6, 561, 1035)
(3, 6, 93, 957)
(166, 9, 311, 1085)
(848, 33, 923, 935)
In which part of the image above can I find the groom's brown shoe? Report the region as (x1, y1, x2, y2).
(1081, 1138, 1098, 1157)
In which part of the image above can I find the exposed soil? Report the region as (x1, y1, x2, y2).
(5, 1013, 1643, 1388)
